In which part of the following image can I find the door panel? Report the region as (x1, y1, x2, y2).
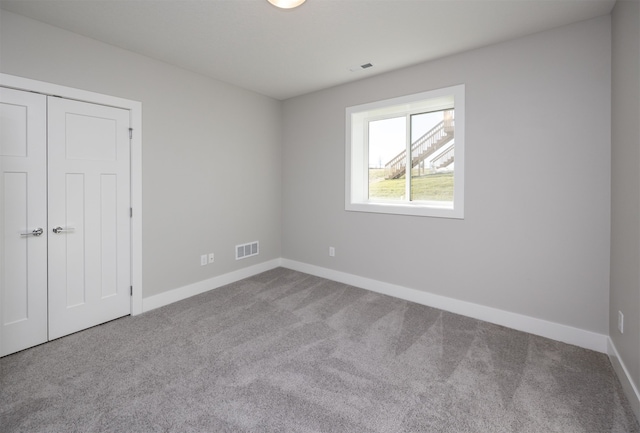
(100, 174, 118, 298)
(48, 97, 131, 340)
(0, 88, 48, 356)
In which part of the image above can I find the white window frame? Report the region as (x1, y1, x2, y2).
(345, 84, 465, 219)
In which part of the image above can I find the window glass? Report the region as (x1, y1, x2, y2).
(410, 110, 455, 202)
(368, 116, 406, 201)
(346, 85, 465, 219)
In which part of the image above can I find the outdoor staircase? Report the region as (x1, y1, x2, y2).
(431, 144, 455, 170)
(384, 109, 454, 179)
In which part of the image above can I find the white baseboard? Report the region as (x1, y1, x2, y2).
(608, 338, 640, 420)
(142, 258, 282, 313)
(280, 259, 609, 353)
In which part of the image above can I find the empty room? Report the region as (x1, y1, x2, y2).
(0, 0, 639, 431)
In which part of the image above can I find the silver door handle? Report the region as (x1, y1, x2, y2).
(20, 228, 44, 237)
(53, 226, 75, 234)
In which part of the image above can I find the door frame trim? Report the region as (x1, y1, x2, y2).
(1, 73, 143, 315)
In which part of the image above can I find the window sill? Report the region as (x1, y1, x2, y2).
(345, 201, 463, 219)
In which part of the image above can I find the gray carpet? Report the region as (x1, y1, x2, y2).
(1, 267, 638, 432)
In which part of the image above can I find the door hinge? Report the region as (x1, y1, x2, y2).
(129, 128, 133, 139)
(130, 286, 133, 296)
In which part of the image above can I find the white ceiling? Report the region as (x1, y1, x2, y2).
(0, 0, 616, 100)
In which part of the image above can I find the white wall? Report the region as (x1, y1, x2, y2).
(610, 0, 640, 405)
(0, 10, 282, 298)
(282, 16, 612, 335)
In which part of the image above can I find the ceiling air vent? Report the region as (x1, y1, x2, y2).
(349, 63, 374, 72)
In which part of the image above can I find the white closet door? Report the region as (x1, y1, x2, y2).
(0, 88, 48, 356)
(47, 97, 131, 340)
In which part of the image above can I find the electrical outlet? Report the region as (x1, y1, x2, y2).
(618, 311, 624, 334)
(329, 247, 335, 257)
(208, 253, 215, 264)
(200, 254, 207, 266)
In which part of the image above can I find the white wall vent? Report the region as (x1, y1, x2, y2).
(236, 241, 259, 260)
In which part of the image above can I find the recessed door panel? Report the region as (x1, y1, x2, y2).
(0, 102, 28, 157)
(64, 173, 86, 308)
(0, 88, 48, 357)
(65, 113, 117, 161)
(3, 172, 28, 323)
(100, 174, 118, 299)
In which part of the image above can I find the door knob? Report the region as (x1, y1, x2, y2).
(20, 228, 44, 237)
(52, 227, 75, 234)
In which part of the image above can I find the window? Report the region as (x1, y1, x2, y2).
(345, 85, 465, 218)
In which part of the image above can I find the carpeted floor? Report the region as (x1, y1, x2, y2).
(1, 267, 638, 432)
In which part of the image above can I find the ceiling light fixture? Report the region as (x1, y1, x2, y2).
(267, 0, 306, 9)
